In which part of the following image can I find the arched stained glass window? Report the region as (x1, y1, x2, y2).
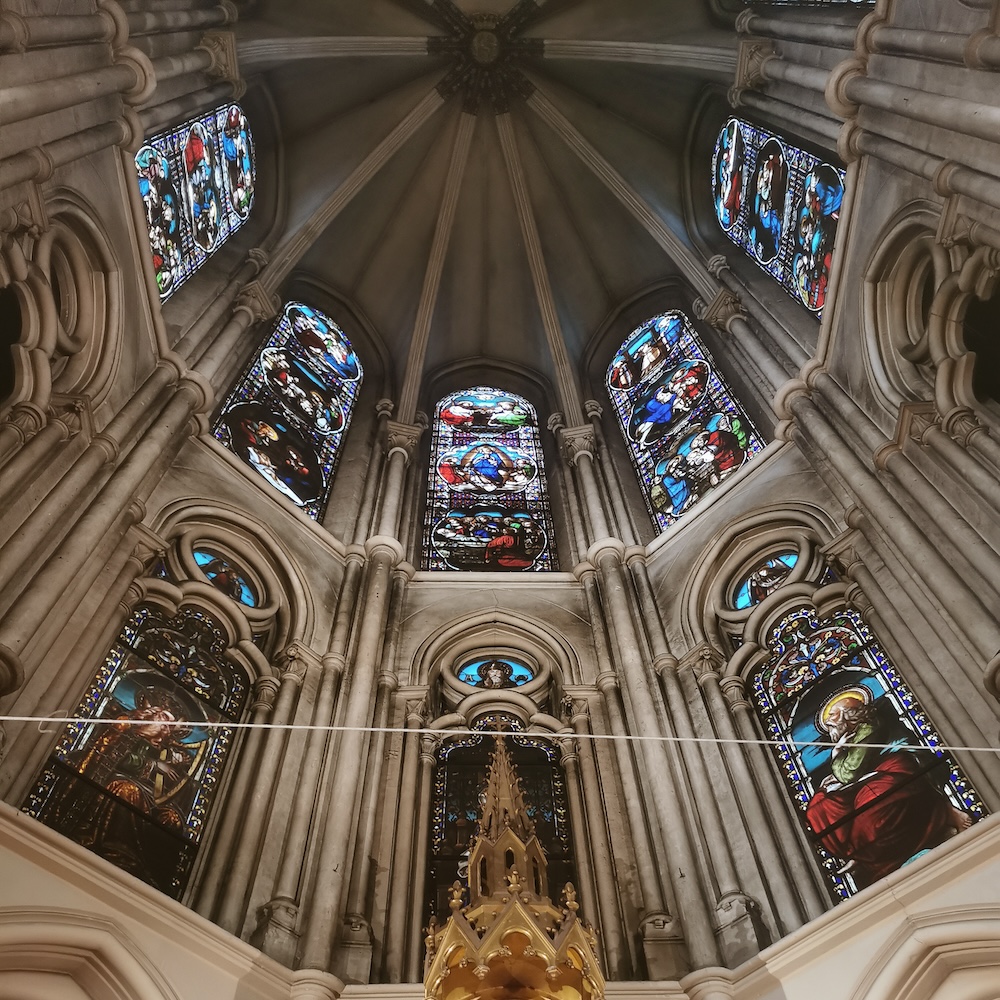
(135, 103, 255, 300)
(751, 606, 986, 900)
(712, 117, 844, 314)
(429, 716, 573, 919)
(214, 301, 363, 520)
(23, 605, 249, 899)
(733, 551, 798, 610)
(422, 387, 557, 572)
(607, 311, 764, 532)
(193, 547, 257, 607)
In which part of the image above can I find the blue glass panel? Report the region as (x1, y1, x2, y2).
(607, 311, 765, 532)
(712, 117, 844, 315)
(214, 301, 363, 520)
(193, 548, 257, 607)
(135, 103, 255, 301)
(733, 551, 798, 609)
(422, 387, 557, 571)
(751, 607, 986, 900)
(23, 606, 248, 899)
(457, 657, 535, 688)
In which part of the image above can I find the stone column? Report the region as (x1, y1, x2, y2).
(194, 673, 278, 920)
(695, 655, 823, 925)
(559, 737, 600, 938)
(405, 733, 440, 981)
(298, 536, 402, 972)
(351, 400, 394, 544)
(561, 426, 612, 541)
(570, 706, 629, 978)
(215, 655, 304, 935)
(376, 422, 422, 539)
(592, 540, 720, 969)
(720, 674, 830, 916)
(383, 700, 426, 982)
(584, 400, 638, 546)
(547, 413, 588, 563)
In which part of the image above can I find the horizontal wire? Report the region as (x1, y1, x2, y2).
(1, 714, 999, 756)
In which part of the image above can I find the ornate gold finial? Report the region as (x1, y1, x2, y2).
(449, 881, 464, 912)
(563, 882, 579, 913)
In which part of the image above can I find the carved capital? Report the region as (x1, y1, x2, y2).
(941, 407, 983, 447)
(375, 398, 395, 420)
(198, 29, 245, 95)
(385, 419, 422, 460)
(546, 411, 566, 434)
(560, 424, 597, 466)
(694, 288, 745, 333)
(251, 675, 280, 711)
(246, 247, 269, 274)
(734, 38, 774, 94)
(558, 735, 579, 765)
(583, 399, 603, 420)
(719, 674, 750, 710)
(234, 280, 281, 324)
(706, 254, 730, 279)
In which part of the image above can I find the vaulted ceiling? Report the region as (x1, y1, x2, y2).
(240, 0, 736, 410)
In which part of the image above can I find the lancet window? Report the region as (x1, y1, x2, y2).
(23, 605, 249, 899)
(429, 717, 573, 920)
(751, 604, 986, 900)
(422, 387, 557, 572)
(712, 117, 844, 313)
(606, 311, 764, 532)
(214, 301, 363, 520)
(135, 103, 255, 300)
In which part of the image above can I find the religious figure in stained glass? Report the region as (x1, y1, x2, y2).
(193, 548, 258, 607)
(135, 103, 255, 301)
(457, 657, 535, 689)
(24, 606, 248, 899)
(711, 118, 844, 314)
(607, 312, 764, 532)
(214, 301, 363, 521)
(733, 551, 798, 609)
(751, 607, 985, 899)
(422, 388, 556, 572)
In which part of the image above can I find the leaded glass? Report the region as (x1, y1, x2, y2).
(135, 103, 255, 301)
(733, 551, 798, 609)
(214, 301, 363, 520)
(422, 387, 556, 571)
(751, 606, 986, 900)
(429, 719, 572, 921)
(457, 656, 535, 689)
(193, 548, 257, 607)
(23, 605, 249, 899)
(607, 311, 764, 532)
(712, 117, 844, 314)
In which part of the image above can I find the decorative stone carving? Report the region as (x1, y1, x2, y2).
(198, 29, 245, 96)
(234, 280, 281, 325)
(385, 419, 423, 461)
(730, 37, 774, 106)
(559, 425, 597, 467)
(694, 288, 745, 333)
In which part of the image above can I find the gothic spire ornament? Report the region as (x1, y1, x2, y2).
(424, 733, 604, 1000)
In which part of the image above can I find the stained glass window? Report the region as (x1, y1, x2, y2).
(193, 548, 257, 607)
(712, 117, 845, 314)
(733, 551, 798, 609)
(135, 103, 255, 300)
(422, 387, 557, 572)
(429, 717, 573, 920)
(751, 606, 986, 900)
(457, 656, 535, 689)
(607, 311, 764, 532)
(24, 605, 249, 899)
(214, 301, 363, 520)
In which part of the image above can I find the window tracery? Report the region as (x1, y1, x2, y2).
(214, 301, 363, 520)
(606, 311, 764, 532)
(456, 656, 535, 689)
(712, 117, 845, 313)
(135, 103, 255, 301)
(422, 387, 557, 572)
(23, 604, 249, 899)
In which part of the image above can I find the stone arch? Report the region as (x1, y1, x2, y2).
(410, 607, 582, 689)
(851, 907, 1000, 1000)
(0, 908, 178, 1000)
(862, 202, 953, 413)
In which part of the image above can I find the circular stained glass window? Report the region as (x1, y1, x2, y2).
(193, 548, 257, 607)
(457, 656, 534, 689)
(733, 551, 797, 610)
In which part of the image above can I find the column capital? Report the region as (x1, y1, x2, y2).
(706, 254, 730, 278)
(587, 537, 626, 566)
(234, 279, 281, 324)
(733, 37, 774, 95)
(419, 731, 441, 762)
(546, 411, 566, 434)
(558, 735, 580, 766)
(560, 424, 598, 466)
(375, 398, 395, 420)
(364, 534, 404, 564)
(719, 673, 751, 711)
(653, 653, 679, 675)
(251, 674, 280, 710)
(198, 29, 246, 97)
(583, 399, 604, 420)
(385, 419, 422, 462)
(693, 287, 745, 333)
(246, 247, 269, 274)
(595, 670, 620, 695)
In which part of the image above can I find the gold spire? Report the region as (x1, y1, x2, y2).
(424, 732, 604, 1000)
(479, 730, 535, 842)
